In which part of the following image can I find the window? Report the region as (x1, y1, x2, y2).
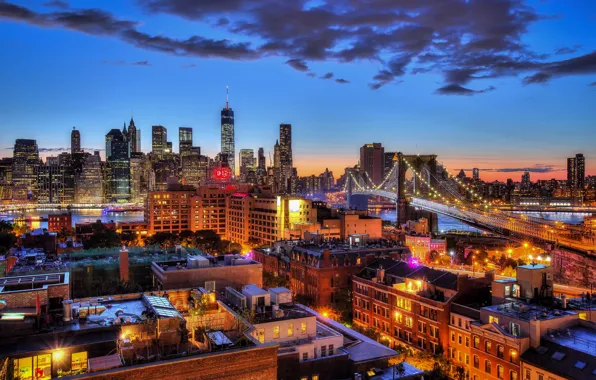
(465, 336, 470, 347)
(257, 329, 265, 343)
(497, 345, 504, 359)
(395, 312, 403, 324)
(497, 365, 504, 379)
(458, 318, 462, 328)
(71, 351, 88, 372)
(510, 350, 518, 363)
(451, 348, 456, 359)
(537, 373, 544, 380)
(313, 375, 319, 380)
(473, 355, 479, 369)
(458, 334, 463, 345)
(419, 338, 426, 350)
(418, 321, 426, 333)
(510, 370, 518, 380)
(465, 354, 470, 365)
(473, 336, 480, 348)
(510, 322, 521, 337)
(273, 326, 280, 339)
(485, 340, 492, 353)
(489, 315, 499, 324)
(302, 352, 308, 361)
(485, 360, 492, 374)
(321, 345, 327, 357)
(405, 316, 413, 328)
(525, 369, 531, 380)
(329, 344, 334, 355)
(397, 297, 412, 311)
(301, 322, 307, 334)
(451, 332, 456, 342)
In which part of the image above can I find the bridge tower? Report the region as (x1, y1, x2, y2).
(346, 172, 352, 209)
(396, 153, 439, 224)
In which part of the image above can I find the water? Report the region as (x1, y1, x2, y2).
(0, 209, 144, 230)
(370, 209, 587, 232)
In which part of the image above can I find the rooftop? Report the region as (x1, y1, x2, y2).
(544, 325, 596, 356)
(518, 264, 549, 270)
(483, 302, 577, 322)
(522, 338, 596, 380)
(153, 253, 259, 273)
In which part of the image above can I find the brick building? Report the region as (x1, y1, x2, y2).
(189, 185, 243, 236)
(352, 259, 491, 355)
(144, 184, 195, 234)
(253, 242, 411, 308)
(47, 213, 72, 233)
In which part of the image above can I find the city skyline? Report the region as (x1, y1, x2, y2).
(1, 1, 596, 181)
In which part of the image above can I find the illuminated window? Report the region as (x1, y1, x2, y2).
(405, 316, 413, 328)
(301, 322, 307, 334)
(71, 351, 88, 373)
(473, 336, 480, 348)
(485, 341, 492, 353)
(579, 312, 587, 320)
(489, 316, 499, 324)
(257, 329, 265, 343)
(288, 323, 294, 337)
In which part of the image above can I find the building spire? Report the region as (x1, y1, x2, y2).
(226, 85, 229, 109)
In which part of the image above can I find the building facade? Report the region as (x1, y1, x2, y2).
(151, 125, 167, 157)
(221, 89, 235, 176)
(360, 143, 384, 185)
(12, 139, 40, 201)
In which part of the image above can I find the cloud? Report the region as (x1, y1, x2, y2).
(285, 58, 309, 72)
(555, 45, 581, 55)
(43, 0, 69, 9)
(101, 60, 152, 66)
(335, 78, 349, 84)
(38, 147, 68, 152)
(306, 72, 316, 78)
(435, 84, 495, 96)
(1, 0, 593, 91)
(461, 165, 562, 173)
(320, 72, 333, 79)
(590, 82, 596, 87)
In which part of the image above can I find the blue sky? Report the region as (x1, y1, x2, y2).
(0, 0, 595, 181)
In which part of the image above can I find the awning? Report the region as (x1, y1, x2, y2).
(88, 354, 122, 373)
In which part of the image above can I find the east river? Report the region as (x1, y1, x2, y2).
(0, 208, 589, 232)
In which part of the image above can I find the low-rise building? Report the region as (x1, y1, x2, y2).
(404, 235, 447, 260)
(151, 253, 263, 291)
(47, 213, 72, 233)
(352, 259, 492, 355)
(145, 184, 196, 235)
(321, 210, 382, 239)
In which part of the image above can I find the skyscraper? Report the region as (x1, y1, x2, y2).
(71, 127, 80, 155)
(258, 147, 265, 170)
(239, 149, 256, 181)
(106, 129, 130, 201)
(279, 123, 292, 169)
(179, 127, 193, 157)
(152, 125, 167, 157)
(12, 139, 39, 201)
(75, 154, 104, 203)
(383, 152, 397, 177)
(360, 143, 384, 185)
(127, 117, 138, 153)
(221, 86, 235, 175)
(567, 153, 585, 189)
(473, 168, 480, 181)
(521, 171, 531, 189)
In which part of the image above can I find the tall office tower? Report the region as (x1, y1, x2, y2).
(273, 141, 281, 170)
(0, 158, 13, 201)
(71, 127, 81, 155)
(129, 152, 149, 203)
(473, 168, 480, 182)
(166, 142, 173, 154)
(279, 124, 292, 169)
(567, 157, 576, 188)
(221, 86, 235, 175)
(179, 127, 193, 157)
(12, 139, 40, 201)
(575, 153, 585, 189)
(127, 117, 138, 153)
(57, 152, 75, 204)
(152, 125, 167, 157)
(75, 154, 104, 203)
(181, 147, 205, 188)
(360, 143, 384, 185)
(239, 149, 256, 181)
(37, 161, 62, 204)
(521, 171, 531, 189)
(258, 147, 266, 169)
(105, 129, 130, 201)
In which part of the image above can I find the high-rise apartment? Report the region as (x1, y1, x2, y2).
(221, 86, 235, 175)
(567, 153, 585, 189)
(360, 143, 384, 185)
(71, 127, 81, 155)
(127, 117, 138, 153)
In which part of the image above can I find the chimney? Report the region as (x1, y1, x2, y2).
(62, 299, 73, 322)
(562, 294, 567, 309)
(376, 266, 385, 283)
(120, 245, 129, 282)
(323, 249, 330, 268)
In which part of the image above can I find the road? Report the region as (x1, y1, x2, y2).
(435, 266, 589, 298)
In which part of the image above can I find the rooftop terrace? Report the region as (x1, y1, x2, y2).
(483, 302, 577, 322)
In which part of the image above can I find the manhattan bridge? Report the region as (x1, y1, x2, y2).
(343, 153, 596, 255)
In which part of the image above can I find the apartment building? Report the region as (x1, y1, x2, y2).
(144, 184, 195, 234)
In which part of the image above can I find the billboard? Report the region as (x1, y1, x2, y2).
(212, 167, 232, 181)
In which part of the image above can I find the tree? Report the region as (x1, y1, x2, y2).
(0, 231, 16, 254)
(263, 271, 290, 289)
(120, 231, 137, 246)
(84, 224, 121, 249)
(229, 242, 242, 254)
(501, 265, 517, 277)
(454, 365, 466, 380)
(145, 232, 180, 248)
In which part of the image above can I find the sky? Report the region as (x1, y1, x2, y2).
(0, 0, 595, 182)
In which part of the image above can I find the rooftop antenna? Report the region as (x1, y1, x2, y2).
(226, 85, 229, 109)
